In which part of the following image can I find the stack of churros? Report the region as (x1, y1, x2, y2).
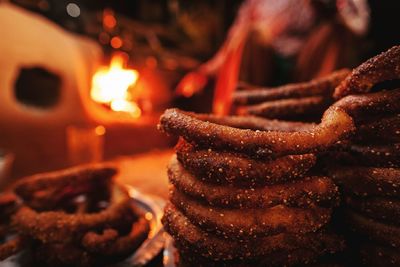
(326, 45, 400, 266)
(158, 107, 355, 266)
(233, 69, 350, 122)
(159, 45, 400, 266)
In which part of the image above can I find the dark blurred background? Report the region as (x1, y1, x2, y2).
(9, 0, 400, 85)
(10, 0, 242, 60)
(6, 0, 400, 113)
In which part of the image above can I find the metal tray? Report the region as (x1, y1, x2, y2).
(162, 234, 177, 267)
(114, 186, 166, 267)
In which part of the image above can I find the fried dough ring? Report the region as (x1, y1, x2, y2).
(81, 228, 119, 252)
(14, 164, 116, 210)
(168, 156, 338, 209)
(163, 204, 344, 261)
(82, 216, 149, 256)
(234, 69, 349, 105)
(100, 217, 149, 257)
(329, 166, 400, 197)
(354, 114, 400, 144)
(332, 88, 400, 123)
(170, 188, 331, 238)
(346, 196, 400, 225)
(175, 140, 316, 186)
(195, 113, 315, 132)
(177, 246, 336, 267)
(33, 242, 95, 267)
(34, 215, 149, 266)
(0, 193, 25, 261)
(334, 45, 400, 98)
(360, 243, 400, 267)
(238, 96, 332, 120)
(347, 211, 400, 248)
(9, 165, 149, 265)
(13, 197, 135, 243)
(346, 143, 400, 168)
(238, 96, 331, 120)
(159, 106, 354, 158)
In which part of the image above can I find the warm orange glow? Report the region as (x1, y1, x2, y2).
(91, 54, 142, 117)
(145, 212, 153, 220)
(175, 71, 208, 98)
(110, 36, 123, 49)
(104, 16, 116, 29)
(110, 99, 142, 118)
(103, 9, 117, 29)
(95, 125, 106, 136)
(145, 56, 158, 69)
(181, 84, 195, 98)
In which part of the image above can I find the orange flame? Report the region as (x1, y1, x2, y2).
(91, 53, 141, 118)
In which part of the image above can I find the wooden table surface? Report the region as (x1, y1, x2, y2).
(114, 149, 173, 200)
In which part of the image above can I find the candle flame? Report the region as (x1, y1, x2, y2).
(91, 54, 141, 117)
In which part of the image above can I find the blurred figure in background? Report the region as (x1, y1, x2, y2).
(176, 0, 370, 115)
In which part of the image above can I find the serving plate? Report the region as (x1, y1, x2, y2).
(2, 185, 166, 267)
(114, 186, 166, 267)
(162, 234, 177, 267)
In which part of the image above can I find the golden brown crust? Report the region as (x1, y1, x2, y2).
(195, 113, 316, 132)
(14, 164, 116, 210)
(82, 217, 149, 256)
(239, 96, 331, 120)
(158, 70, 358, 265)
(175, 140, 316, 186)
(13, 198, 135, 244)
(81, 228, 119, 252)
(234, 69, 349, 105)
(354, 114, 400, 144)
(163, 204, 344, 261)
(33, 216, 149, 266)
(334, 45, 400, 98)
(332, 88, 400, 122)
(346, 143, 400, 168)
(177, 247, 335, 267)
(159, 107, 354, 158)
(170, 188, 331, 238)
(169, 155, 338, 209)
(4, 164, 148, 265)
(329, 166, 400, 197)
